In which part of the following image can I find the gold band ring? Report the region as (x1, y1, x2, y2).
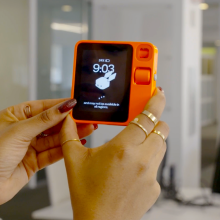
(141, 110, 158, 126)
(24, 105, 32, 118)
(130, 118, 148, 138)
(153, 130, 165, 142)
(61, 139, 81, 147)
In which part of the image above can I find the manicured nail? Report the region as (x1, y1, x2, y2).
(93, 124, 98, 130)
(81, 139, 87, 145)
(158, 87, 164, 93)
(58, 99, 77, 113)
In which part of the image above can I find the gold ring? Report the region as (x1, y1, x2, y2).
(24, 105, 32, 118)
(61, 139, 81, 146)
(141, 110, 158, 126)
(130, 118, 148, 138)
(153, 130, 165, 142)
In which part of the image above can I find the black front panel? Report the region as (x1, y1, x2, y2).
(73, 43, 133, 122)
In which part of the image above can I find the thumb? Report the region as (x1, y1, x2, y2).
(60, 115, 86, 163)
(18, 99, 77, 140)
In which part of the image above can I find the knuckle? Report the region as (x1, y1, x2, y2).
(137, 162, 150, 176)
(40, 110, 52, 123)
(6, 106, 14, 114)
(115, 147, 131, 161)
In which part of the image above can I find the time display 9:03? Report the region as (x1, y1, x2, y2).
(93, 64, 115, 73)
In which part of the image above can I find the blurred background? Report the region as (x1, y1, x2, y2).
(0, 0, 220, 219)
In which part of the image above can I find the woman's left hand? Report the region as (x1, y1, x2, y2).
(0, 98, 95, 205)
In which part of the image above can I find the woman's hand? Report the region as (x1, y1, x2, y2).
(0, 98, 95, 205)
(60, 88, 169, 220)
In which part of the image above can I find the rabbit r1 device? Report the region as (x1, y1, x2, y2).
(71, 40, 158, 126)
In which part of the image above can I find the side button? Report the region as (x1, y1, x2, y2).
(134, 68, 151, 85)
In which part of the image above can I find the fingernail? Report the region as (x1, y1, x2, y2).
(81, 139, 87, 145)
(58, 99, 77, 113)
(158, 87, 164, 93)
(93, 124, 98, 130)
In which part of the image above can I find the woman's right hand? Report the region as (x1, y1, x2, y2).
(60, 88, 169, 220)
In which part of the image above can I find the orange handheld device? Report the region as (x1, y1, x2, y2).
(71, 40, 158, 126)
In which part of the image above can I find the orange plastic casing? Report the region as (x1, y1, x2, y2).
(71, 40, 158, 126)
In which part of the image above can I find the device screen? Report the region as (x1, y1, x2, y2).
(73, 43, 133, 122)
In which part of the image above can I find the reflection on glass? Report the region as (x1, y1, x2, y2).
(51, 23, 83, 34)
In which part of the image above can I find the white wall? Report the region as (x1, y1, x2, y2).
(0, 0, 29, 109)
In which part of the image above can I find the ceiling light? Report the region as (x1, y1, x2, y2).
(62, 5, 72, 12)
(215, 40, 220, 47)
(199, 3, 209, 10)
(51, 23, 82, 34)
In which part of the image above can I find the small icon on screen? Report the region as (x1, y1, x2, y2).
(98, 96, 105, 100)
(95, 70, 117, 90)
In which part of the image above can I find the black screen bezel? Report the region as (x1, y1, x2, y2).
(72, 43, 133, 122)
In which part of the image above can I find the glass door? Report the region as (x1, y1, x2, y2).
(37, 0, 90, 100)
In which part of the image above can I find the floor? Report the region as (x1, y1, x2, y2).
(201, 124, 219, 188)
(0, 182, 50, 220)
(0, 124, 219, 220)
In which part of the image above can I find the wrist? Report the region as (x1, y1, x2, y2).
(73, 207, 115, 220)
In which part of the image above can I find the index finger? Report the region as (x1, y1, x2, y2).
(7, 98, 69, 120)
